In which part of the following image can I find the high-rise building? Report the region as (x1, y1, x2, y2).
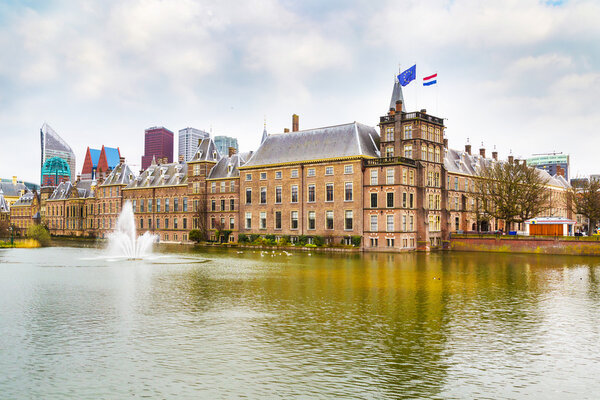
(178, 127, 209, 161)
(527, 154, 570, 180)
(141, 127, 174, 170)
(214, 135, 238, 156)
(40, 123, 76, 184)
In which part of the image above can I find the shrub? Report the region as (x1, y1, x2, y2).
(277, 236, 290, 246)
(351, 235, 362, 247)
(26, 224, 50, 247)
(305, 243, 317, 248)
(313, 235, 325, 247)
(298, 235, 308, 246)
(189, 229, 203, 243)
(238, 234, 249, 243)
(265, 234, 276, 241)
(249, 234, 261, 243)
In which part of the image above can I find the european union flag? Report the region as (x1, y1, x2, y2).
(398, 65, 416, 87)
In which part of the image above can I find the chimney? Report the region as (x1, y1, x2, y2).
(420, 109, 427, 114)
(179, 155, 184, 162)
(228, 147, 236, 157)
(119, 156, 125, 164)
(12, 176, 17, 185)
(76, 174, 81, 183)
(479, 145, 486, 158)
(508, 155, 514, 164)
(465, 144, 471, 155)
(284, 128, 290, 133)
(389, 108, 395, 116)
(395, 100, 403, 112)
(443, 138, 448, 148)
(292, 114, 299, 132)
(492, 150, 498, 161)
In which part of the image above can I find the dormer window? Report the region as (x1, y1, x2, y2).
(212, 151, 217, 160)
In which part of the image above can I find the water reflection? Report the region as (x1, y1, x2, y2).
(1, 247, 599, 398)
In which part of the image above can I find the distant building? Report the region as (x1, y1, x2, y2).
(527, 154, 570, 180)
(141, 127, 174, 170)
(178, 127, 209, 162)
(0, 178, 39, 193)
(590, 174, 600, 182)
(214, 136, 238, 156)
(570, 178, 589, 189)
(81, 145, 121, 180)
(40, 123, 76, 184)
(41, 157, 71, 187)
(0, 176, 30, 207)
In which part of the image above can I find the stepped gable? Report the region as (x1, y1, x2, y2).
(242, 122, 380, 168)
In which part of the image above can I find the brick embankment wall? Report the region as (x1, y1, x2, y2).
(450, 236, 600, 256)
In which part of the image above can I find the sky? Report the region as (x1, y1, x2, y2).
(1, 0, 599, 184)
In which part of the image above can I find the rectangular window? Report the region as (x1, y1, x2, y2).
(409, 193, 414, 208)
(402, 192, 407, 208)
(183, 218, 187, 229)
(370, 169, 378, 185)
(220, 181, 226, 193)
(409, 171, 415, 185)
(325, 166, 333, 175)
(260, 187, 267, 204)
(344, 165, 353, 174)
(183, 198, 188, 212)
(260, 212, 267, 229)
(174, 218, 178, 229)
(291, 169, 298, 178)
(404, 145, 412, 159)
(246, 173, 252, 181)
(291, 185, 298, 203)
(385, 126, 394, 141)
(387, 215, 394, 232)
(345, 210, 353, 230)
(140, 199, 144, 212)
(275, 186, 282, 203)
(308, 211, 316, 230)
(165, 218, 169, 229)
(221, 199, 226, 211)
(230, 217, 235, 229)
(275, 211, 282, 230)
(260, 172, 267, 180)
(140, 218, 143, 229)
(230, 181, 235, 192)
(386, 168, 394, 184)
(370, 238, 378, 247)
(370, 215, 378, 231)
(132, 200, 137, 212)
(246, 188, 252, 204)
(404, 125, 412, 139)
(174, 198, 179, 212)
(307, 168, 315, 177)
(455, 177, 459, 190)
(156, 219, 160, 229)
(156, 199, 161, 212)
(245, 212, 252, 229)
(148, 199, 152, 213)
(370, 192, 377, 208)
(291, 211, 298, 229)
(165, 198, 170, 212)
(326, 211, 334, 230)
(387, 192, 394, 208)
(402, 215, 407, 232)
(308, 185, 315, 202)
(275, 171, 282, 179)
(211, 182, 216, 193)
(211, 200, 216, 211)
(387, 238, 395, 248)
(326, 184, 334, 202)
(230, 199, 235, 211)
(345, 182, 353, 201)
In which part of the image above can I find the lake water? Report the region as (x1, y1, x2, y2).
(1, 245, 600, 399)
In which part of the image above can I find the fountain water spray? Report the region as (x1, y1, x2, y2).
(108, 201, 156, 259)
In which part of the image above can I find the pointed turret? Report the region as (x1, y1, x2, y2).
(389, 77, 406, 112)
(261, 124, 268, 144)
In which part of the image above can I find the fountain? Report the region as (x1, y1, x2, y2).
(108, 201, 156, 259)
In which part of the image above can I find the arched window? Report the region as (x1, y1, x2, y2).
(435, 147, 441, 163)
(428, 146, 434, 161)
(421, 145, 427, 160)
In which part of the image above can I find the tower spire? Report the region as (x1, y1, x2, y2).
(389, 75, 406, 112)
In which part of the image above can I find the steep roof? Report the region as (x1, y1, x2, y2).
(126, 162, 188, 189)
(389, 78, 406, 112)
(190, 137, 221, 162)
(12, 191, 38, 206)
(207, 152, 252, 179)
(0, 181, 29, 198)
(103, 147, 121, 168)
(89, 149, 101, 166)
(242, 122, 380, 168)
(101, 163, 135, 186)
(48, 182, 74, 200)
(75, 180, 95, 198)
(0, 194, 9, 213)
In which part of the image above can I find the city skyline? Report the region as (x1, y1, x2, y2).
(1, 0, 599, 183)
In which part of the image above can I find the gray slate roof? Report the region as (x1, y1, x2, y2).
(126, 162, 188, 189)
(389, 79, 406, 112)
(48, 182, 74, 200)
(191, 138, 221, 162)
(75, 180, 95, 198)
(444, 148, 571, 189)
(242, 122, 380, 168)
(101, 163, 136, 186)
(0, 194, 9, 213)
(0, 181, 29, 198)
(207, 151, 252, 179)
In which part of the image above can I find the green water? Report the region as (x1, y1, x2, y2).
(1, 246, 599, 399)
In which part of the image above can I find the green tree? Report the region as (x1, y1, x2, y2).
(27, 224, 51, 247)
(567, 179, 600, 233)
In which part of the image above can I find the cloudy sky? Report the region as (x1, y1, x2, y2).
(1, 0, 599, 184)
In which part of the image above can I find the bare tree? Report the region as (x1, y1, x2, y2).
(567, 179, 600, 234)
(475, 161, 552, 231)
(193, 195, 209, 241)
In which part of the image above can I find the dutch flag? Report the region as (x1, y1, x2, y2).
(423, 73, 437, 86)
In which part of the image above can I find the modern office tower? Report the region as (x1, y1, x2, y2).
(178, 127, 209, 161)
(40, 123, 76, 184)
(141, 127, 174, 170)
(527, 154, 570, 180)
(214, 136, 238, 156)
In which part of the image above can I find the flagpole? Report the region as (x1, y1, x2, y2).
(415, 61, 418, 111)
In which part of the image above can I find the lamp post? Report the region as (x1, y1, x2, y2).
(9, 225, 13, 246)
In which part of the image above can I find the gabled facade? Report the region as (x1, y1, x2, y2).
(81, 145, 121, 180)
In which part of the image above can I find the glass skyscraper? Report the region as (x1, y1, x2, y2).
(40, 123, 76, 185)
(178, 127, 210, 162)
